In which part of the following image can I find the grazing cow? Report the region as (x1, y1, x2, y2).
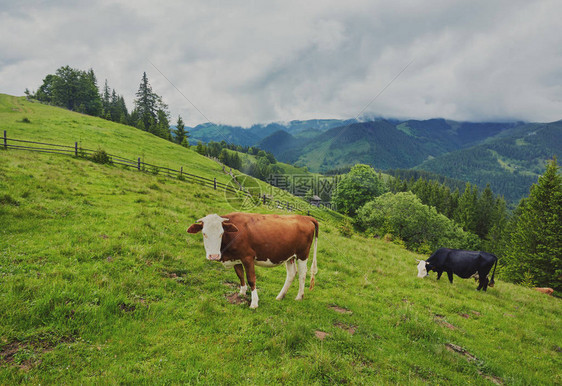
(187, 212, 319, 309)
(416, 248, 498, 291)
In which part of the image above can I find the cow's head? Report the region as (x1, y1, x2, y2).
(416, 259, 429, 278)
(187, 214, 239, 261)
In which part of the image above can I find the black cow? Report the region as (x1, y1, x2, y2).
(416, 248, 498, 291)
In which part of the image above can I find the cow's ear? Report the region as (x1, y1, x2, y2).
(223, 222, 239, 232)
(187, 223, 203, 234)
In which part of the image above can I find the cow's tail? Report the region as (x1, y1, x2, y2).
(309, 218, 319, 290)
(489, 255, 498, 288)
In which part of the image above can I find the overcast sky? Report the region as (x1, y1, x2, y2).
(1, 0, 562, 126)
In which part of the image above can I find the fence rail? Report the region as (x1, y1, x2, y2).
(1, 131, 322, 216)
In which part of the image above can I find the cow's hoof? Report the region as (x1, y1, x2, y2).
(295, 295, 303, 301)
(249, 302, 259, 309)
(276, 294, 285, 300)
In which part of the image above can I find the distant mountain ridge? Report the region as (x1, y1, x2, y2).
(183, 117, 560, 202)
(187, 119, 358, 146)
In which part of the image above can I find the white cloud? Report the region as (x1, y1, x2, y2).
(1, 0, 561, 126)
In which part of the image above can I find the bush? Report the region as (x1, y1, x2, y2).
(91, 148, 112, 164)
(339, 219, 354, 238)
(332, 164, 387, 216)
(356, 192, 479, 252)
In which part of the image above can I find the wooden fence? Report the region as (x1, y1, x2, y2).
(2, 131, 318, 215)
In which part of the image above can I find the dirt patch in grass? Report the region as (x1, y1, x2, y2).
(434, 314, 456, 330)
(334, 322, 357, 335)
(1, 336, 75, 371)
(329, 305, 352, 315)
(119, 302, 136, 312)
(315, 331, 329, 340)
(225, 293, 247, 305)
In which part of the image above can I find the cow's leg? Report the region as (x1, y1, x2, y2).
(242, 260, 258, 309)
(234, 264, 247, 296)
(480, 276, 489, 291)
(476, 279, 483, 290)
(276, 257, 297, 300)
(295, 258, 308, 300)
(446, 270, 454, 283)
(437, 270, 443, 280)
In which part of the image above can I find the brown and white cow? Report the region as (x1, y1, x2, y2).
(187, 212, 319, 309)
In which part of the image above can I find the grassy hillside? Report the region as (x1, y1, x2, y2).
(1, 95, 561, 383)
(0, 94, 233, 186)
(0, 94, 332, 220)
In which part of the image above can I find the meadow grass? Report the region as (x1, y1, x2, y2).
(0, 94, 561, 383)
(1, 150, 561, 384)
(0, 94, 335, 223)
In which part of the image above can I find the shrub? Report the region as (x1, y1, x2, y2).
(339, 219, 353, 238)
(356, 192, 479, 252)
(332, 164, 387, 216)
(91, 148, 112, 164)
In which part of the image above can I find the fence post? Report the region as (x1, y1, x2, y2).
(214, 178, 217, 190)
(263, 194, 266, 205)
(138, 158, 141, 171)
(3, 130, 6, 149)
(75, 142, 78, 157)
(180, 166, 183, 178)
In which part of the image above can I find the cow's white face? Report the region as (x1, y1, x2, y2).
(200, 214, 226, 261)
(187, 214, 238, 261)
(417, 260, 428, 278)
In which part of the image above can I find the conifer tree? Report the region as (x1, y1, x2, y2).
(502, 158, 562, 290)
(134, 72, 159, 131)
(454, 183, 479, 233)
(174, 115, 188, 145)
(196, 141, 206, 155)
(101, 79, 111, 118)
(475, 184, 495, 238)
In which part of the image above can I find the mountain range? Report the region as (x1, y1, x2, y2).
(186, 118, 561, 202)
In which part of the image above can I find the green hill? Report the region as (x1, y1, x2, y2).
(416, 121, 562, 202)
(285, 121, 431, 171)
(1, 95, 561, 383)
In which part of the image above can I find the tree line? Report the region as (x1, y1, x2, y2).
(27, 66, 189, 146)
(195, 140, 284, 182)
(333, 160, 561, 291)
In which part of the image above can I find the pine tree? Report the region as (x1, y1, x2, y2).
(503, 158, 562, 290)
(475, 184, 495, 238)
(101, 79, 111, 118)
(454, 183, 479, 233)
(196, 141, 206, 155)
(174, 115, 188, 145)
(134, 72, 158, 131)
(219, 149, 230, 165)
(156, 109, 171, 140)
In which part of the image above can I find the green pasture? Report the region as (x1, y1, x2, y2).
(0, 95, 560, 383)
